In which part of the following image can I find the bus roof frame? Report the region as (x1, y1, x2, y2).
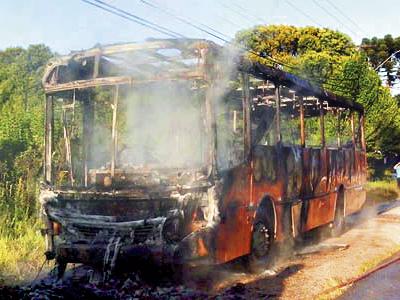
(42, 38, 364, 113)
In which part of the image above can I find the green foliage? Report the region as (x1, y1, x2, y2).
(0, 45, 52, 234)
(0, 219, 47, 285)
(361, 34, 400, 86)
(365, 180, 399, 204)
(0, 45, 52, 283)
(235, 25, 400, 154)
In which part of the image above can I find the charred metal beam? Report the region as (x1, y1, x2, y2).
(242, 73, 251, 158)
(111, 85, 119, 179)
(350, 112, 356, 148)
(205, 84, 217, 178)
(44, 95, 53, 183)
(360, 113, 366, 151)
(299, 96, 305, 147)
(275, 84, 281, 144)
(93, 54, 101, 79)
(62, 96, 74, 186)
(43, 73, 204, 94)
(337, 110, 341, 148)
(320, 102, 325, 148)
(83, 94, 94, 187)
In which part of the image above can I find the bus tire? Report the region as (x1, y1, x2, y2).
(53, 258, 67, 280)
(246, 214, 274, 273)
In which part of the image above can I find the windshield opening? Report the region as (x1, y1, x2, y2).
(51, 81, 207, 189)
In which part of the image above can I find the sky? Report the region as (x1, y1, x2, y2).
(0, 0, 399, 55)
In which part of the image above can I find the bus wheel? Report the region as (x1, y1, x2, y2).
(246, 219, 274, 273)
(53, 258, 67, 280)
(331, 189, 345, 236)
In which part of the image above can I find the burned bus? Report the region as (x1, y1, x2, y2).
(40, 39, 367, 277)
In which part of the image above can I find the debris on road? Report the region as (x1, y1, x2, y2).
(295, 243, 350, 256)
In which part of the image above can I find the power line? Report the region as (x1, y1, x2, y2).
(83, 0, 351, 92)
(189, 0, 245, 31)
(311, 0, 359, 38)
(139, 0, 231, 43)
(139, 0, 285, 66)
(276, 1, 356, 90)
(150, 1, 349, 90)
(81, 0, 184, 38)
(324, 0, 368, 36)
(220, 0, 267, 25)
(139, 0, 232, 41)
(217, 1, 256, 26)
(146, 0, 326, 82)
(216, 13, 244, 29)
(283, 0, 323, 27)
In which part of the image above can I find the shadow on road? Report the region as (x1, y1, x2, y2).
(216, 263, 304, 299)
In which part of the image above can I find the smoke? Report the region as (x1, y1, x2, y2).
(117, 81, 206, 169)
(94, 43, 244, 172)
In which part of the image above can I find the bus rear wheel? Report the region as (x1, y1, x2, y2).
(246, 219, 274, 273)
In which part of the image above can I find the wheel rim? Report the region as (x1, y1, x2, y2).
(252, 223, 270, 258)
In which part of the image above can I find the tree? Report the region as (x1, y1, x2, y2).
(0, 45, 53, 226)
(360, 34, 400, 87)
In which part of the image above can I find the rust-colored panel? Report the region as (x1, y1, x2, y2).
(215, 164, 253, 263)
(345, 187, 367, 216)
(328, 149, 338, 191)
(251, 146, 284, 240)
(303, 192, 336, 231)
(291, 202, 302, 238)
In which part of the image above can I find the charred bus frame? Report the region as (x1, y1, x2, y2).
(40, 39, 367, 276)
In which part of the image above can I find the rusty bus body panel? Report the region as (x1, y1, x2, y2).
(40, 39, 367, 272)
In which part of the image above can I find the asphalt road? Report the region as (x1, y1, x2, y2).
(340, 258, 400, 300)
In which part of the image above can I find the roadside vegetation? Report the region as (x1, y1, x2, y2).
(0, 45, 52, 284)
(0, 27, 400, 285)
(366, 180, 400, 204)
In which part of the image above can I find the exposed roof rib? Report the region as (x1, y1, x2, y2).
(42, 38, 363, 113)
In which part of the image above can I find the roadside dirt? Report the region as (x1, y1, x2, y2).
(1, 200, 399, 299)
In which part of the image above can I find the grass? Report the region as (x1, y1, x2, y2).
(316, 278, 350, 300)
(365, 180, 400, 204)
(0, 219, 48, 286)
(358, 245, 400, 274)
(0, 178, 50, 286)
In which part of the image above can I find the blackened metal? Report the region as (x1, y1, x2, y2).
(320, 102, 325, 148)
(299, 96, 305, 147)
(83, 95, 94, 187)
(350, 111, 356, 148)
(275, 84, 281, 144)
(111, 85, 119, 179)
(360, 113, 366, 151)
(44, 95, 53, 183)
(243, 61, 364, 112)
(242, 73, 251, 158)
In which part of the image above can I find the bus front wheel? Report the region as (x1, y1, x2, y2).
(246, 218, 274, 273)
